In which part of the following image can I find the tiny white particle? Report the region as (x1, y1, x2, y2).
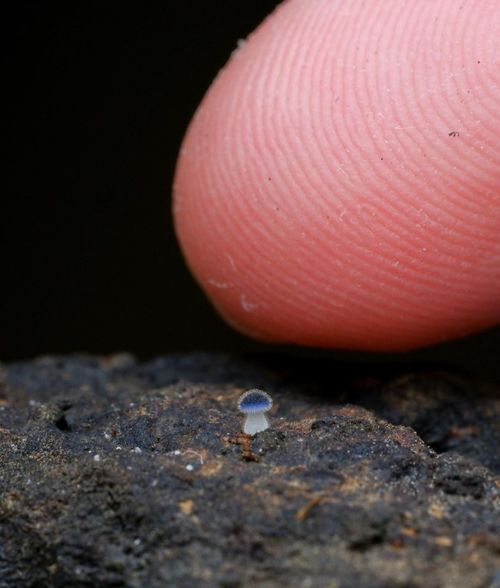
(208, 278, 231, 289)
(225, 253, 236, 270)
(230, 39, 247, 58)
(129, 402, 135, 408)
(133, 538, 141, 546)
(240, 294, 258, 312)
(173, 449, 181, 456)
(93, 454, 101, 462)
(126, 466, 132, 470)
(29, 400, 39, 407)
(151, 479, 158, 487)
(116, 445, 122, 450)
(103, 432, 111, 440)
(186, 464, 194, 471)
(133, 447, 142, 454)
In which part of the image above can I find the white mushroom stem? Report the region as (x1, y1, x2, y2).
(243, 412, 269, 436)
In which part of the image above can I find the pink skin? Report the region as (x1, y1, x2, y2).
(173, 0, 500, 352)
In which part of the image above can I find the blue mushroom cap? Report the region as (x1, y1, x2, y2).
(238, 389, 273, 413)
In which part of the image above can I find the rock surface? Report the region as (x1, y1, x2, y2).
(0, 353, 499, 588)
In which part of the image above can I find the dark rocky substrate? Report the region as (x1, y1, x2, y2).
(0, 353, 499, 588)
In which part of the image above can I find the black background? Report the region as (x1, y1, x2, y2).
(3, 2, 499, 380)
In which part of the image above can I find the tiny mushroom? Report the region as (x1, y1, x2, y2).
(238, 389, 273, 436)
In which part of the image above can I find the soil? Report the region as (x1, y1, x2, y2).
(0, 353, 499, 588)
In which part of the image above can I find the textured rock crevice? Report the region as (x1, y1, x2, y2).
(0, 354, 498, 588)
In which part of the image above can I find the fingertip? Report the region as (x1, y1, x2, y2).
(174, 0, 500, 351)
